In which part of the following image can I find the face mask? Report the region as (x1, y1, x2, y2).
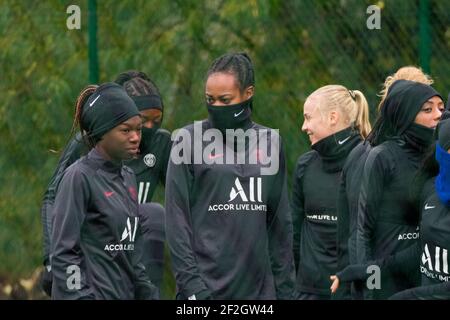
(207, 98, 253, 133)
(139, 124, 159, 154)
(435, 143, 450, 206)
(403, 123, 435, 152)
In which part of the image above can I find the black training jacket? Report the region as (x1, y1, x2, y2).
(292, 127, 361, 296)
(356, 138, 423, 299)
(41, 130, 171, 265)
(403, 178, 450, 299)
(335, 141, 371, 299)
(165, 120, 295, 299)
(51, 148, 158, 299)
(338, 179, 450, 300)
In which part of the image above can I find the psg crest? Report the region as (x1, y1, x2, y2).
(143, 153, 156, 168)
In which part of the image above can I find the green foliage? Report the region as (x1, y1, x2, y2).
(0, 0, 449, 298)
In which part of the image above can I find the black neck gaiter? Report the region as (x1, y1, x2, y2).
(207, 98, 253, 133)
(139, 126, 157, 154)
(312, 127, 362, 172)
(402, 123, 435, 153)
(131, 94, 164, 154)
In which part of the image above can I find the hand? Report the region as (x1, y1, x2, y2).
(330, 275, 340, 294)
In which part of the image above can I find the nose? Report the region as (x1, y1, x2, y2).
(433, 107, 443, 121)
(130, 130, 141, 144)
(144, 121, 154, 129)
(301, 120, 307, 132)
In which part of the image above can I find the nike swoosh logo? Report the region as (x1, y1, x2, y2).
(208, 153, 224, 160)
(104, 191, 114, 197)
(424, 204, 435, 210)
(90, 95, 101, 107)
(234, 109, 245, 117)
(338, 136, 351, 145)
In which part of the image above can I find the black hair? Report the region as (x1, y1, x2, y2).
(366, 115, 389, 146)
(206, 52, 255, 93)
(114, 70, 161, 98)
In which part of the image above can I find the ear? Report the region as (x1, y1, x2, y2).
(329, 110, 339, 126)
(244, 86, 254, 100)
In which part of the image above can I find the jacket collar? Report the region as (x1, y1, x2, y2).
(312, 127, 362, 172)
(87, 148, 123, 175)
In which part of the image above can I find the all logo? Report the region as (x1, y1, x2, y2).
(104, 217, 138, 251)
(422, 243, 449, 275)
(143, 153, 156, 168)
(120, 217, 138, 242)
(229, 177, 262, 203)
(208, 177, 266, 213)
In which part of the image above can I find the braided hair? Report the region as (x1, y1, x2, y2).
(206, 52, 255, 93)
(114, 70, 161, 98)
(71, 84, 99, 148)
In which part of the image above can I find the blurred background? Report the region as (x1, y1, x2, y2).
(0, 0, 449, 299)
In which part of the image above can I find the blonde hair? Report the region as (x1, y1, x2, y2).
(378, 66, 433, 111)
(308, 85, 372, 138)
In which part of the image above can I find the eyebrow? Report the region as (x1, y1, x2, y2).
(206, 93, 233, 98)
(142, 114, 162, 119)
(422, 102, 442, 107)
(424, 98, 444, 104)
(120, 122, 142, 128)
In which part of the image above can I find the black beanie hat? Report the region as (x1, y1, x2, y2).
(81, 83, 140, 143)
(438, 111, 450, 151)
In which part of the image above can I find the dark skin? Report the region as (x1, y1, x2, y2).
(205, 72, 253, 106)
(140, 109, 162, 129)
(96, 115, 142, 164)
